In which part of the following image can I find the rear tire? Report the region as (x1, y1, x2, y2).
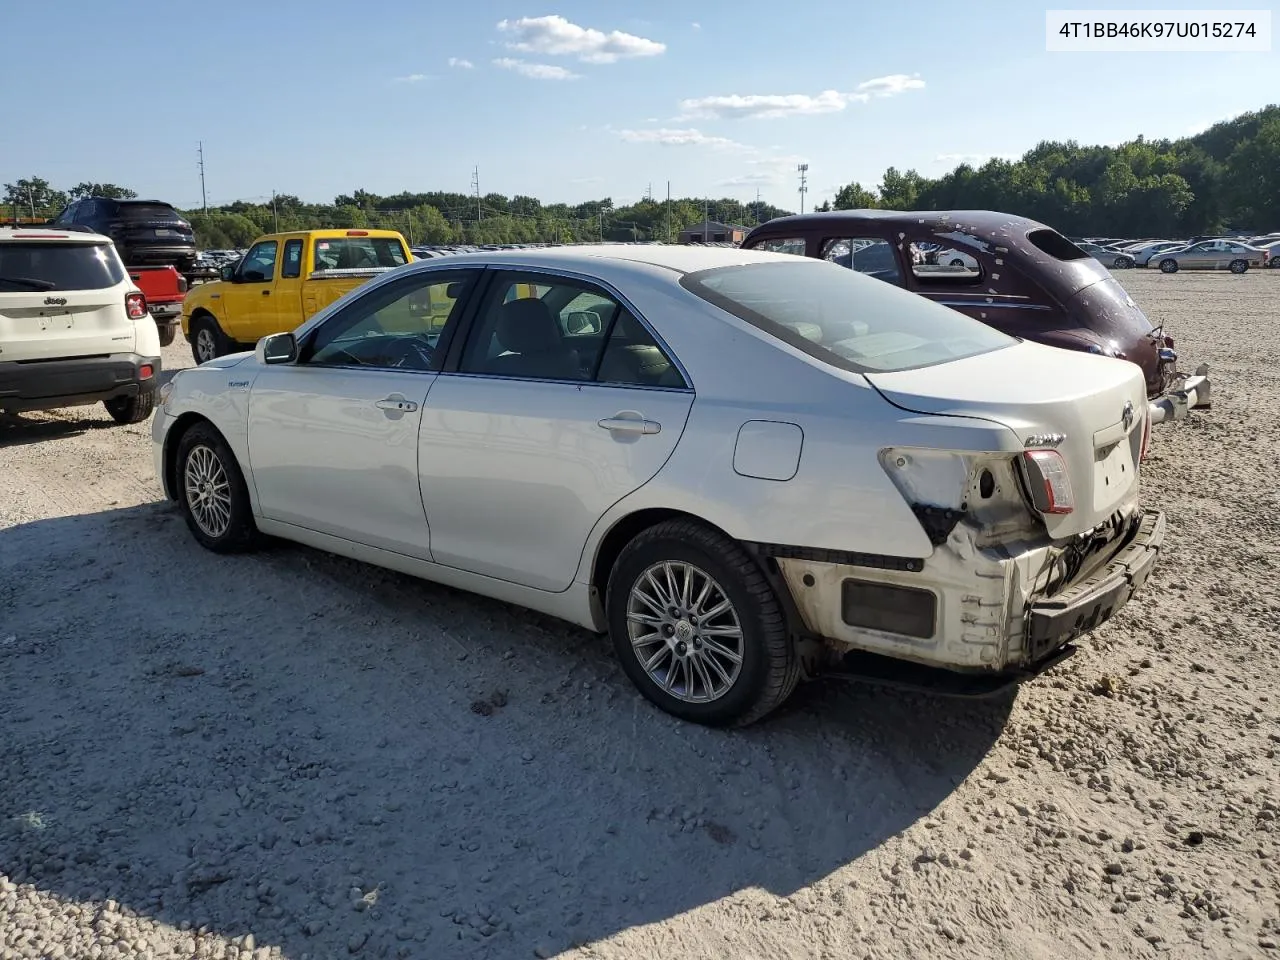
(1229, 258, 1249, 274)
(190, 313, 232, 365)
(104, 388, 156, 425)
(157, 324, 176, 347)
(175, 422, 260, 553)
(1159, 258, 1179, 273)
(606, 519, 799, 727)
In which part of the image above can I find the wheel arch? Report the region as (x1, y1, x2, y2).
(162, 412, 217, 501)
(587, 507, 809, 643)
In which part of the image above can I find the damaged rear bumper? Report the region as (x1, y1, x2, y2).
(763, 508, 1165, 682)
(1150, 363, 1209, 424)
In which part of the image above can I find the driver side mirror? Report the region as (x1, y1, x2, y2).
(258, 332, 298, 365)
(220, 264, 236, 282)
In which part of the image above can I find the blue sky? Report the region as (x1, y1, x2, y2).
(2, 0, 1275, 210)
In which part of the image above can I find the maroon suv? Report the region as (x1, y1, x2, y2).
(742, 210, 1209, 421)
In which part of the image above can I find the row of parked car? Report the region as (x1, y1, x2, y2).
(1072, 233, 1278, 272)
(0, 207, 1208, 726)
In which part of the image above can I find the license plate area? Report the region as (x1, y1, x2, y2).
(1092, 441, 1135, 511)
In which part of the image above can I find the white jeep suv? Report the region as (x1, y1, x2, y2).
(0, 226, 162, 423)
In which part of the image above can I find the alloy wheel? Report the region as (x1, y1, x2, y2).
(195, 328, 217, 363)
(626, 561, 744, 703)
(183, 444, 232, 538)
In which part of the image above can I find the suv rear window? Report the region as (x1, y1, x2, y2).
(1027, 228, 1089, 261)
(681, 259, 1013, 373)
(0, 242, 125, 291)
(115, 203, 184, 222)
(313, 237, 408, 271)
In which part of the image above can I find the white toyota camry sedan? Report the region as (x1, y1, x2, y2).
(154, 244, 1164, 726)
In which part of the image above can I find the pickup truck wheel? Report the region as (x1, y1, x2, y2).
(157, 323, 176, 347)
(190, 313, 230, 364)
(104, 388, 156, 425)
(176, 422, 260, 553)
(606, 519, 798, 727)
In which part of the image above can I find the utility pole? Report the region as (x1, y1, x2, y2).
(27, 185, 36, 219)
(755, 187, 761, 225)
(703, 198, 709, 242)
(197, 141, 208, 214)
(471, 166, 481, 222)
(666, 181, 671, 243)
(271, 190, 279, 232)
(599, 207, 604, 242)
(797, 163, 809, 215)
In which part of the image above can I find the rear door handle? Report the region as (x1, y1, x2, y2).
(375, 395, 419, 413)
(598, 413, 661, 435)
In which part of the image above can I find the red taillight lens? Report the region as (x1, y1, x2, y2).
(1163, 335, 1175, 348)
(139, 364, 154, 379)
(125, 292, 147, 319)
(1022, 449, 1075, 515)
(178, 275, 189, 293)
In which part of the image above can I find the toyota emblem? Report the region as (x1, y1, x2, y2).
(1121, 400, 1134, 431)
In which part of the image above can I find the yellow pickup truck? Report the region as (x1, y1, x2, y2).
(182, 228, 411, 363)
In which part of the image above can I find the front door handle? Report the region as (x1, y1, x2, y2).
(375, 395, 419, 414)
(598, 412, 661, 435)
(261, 289, 272, 296)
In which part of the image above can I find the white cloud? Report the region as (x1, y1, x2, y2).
(393, 73, 431, 83)
(691, 21, 701, 29)
(447, 57, 474, 69)
(492, 58, 580, 80)
(678, 73, 925, 120)
(933, 152, 1018, 165)
(853, 73, 926, 98)
(617, 127, 748, 150)
(721, 154, 810, 186)
(497, 15, 665, 64)
(720, 171, 780, 187)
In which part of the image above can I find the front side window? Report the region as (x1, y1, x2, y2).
(0, 242, 125, 291)
(681, 259, 1014, 374)
(313, 236, 408, 271)
(239, 240, 278, 282)
(821, 237, 904, 286)
(306, 271, 477, 371)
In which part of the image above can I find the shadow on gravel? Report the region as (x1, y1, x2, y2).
(0, 504, 1014, 958)
(0, 411, 117, 447)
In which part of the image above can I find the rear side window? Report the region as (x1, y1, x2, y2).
(1027, 229, 1089, 261)
(681, 260, 1014, 374)
(116, 203, 184, 222)
(281, 239, 303, 279)
(313, 237, 408, 271)
(0, 242, 125, 291)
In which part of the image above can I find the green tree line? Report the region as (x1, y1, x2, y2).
(7, 104, 1279, 246)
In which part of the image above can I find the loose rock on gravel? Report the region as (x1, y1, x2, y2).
(2, 270, 1278, 958)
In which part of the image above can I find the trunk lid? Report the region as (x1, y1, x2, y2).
(0, 240, 135, 362)
(865, 340, 1148, 539)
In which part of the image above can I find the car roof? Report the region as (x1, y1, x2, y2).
(402, 243, 791, 275)
(0, 227, 110, 243)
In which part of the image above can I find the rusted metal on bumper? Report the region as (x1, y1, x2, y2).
(1025, 509, 1165, 656)
(1150, 364, 1210, 425)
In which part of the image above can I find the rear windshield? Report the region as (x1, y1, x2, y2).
(117, 203, 184, 222)
(0, 242, 125, 291)
(680, 259, 1014, 374)
(313, 237, 408, 271)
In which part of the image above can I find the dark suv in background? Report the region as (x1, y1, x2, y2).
(52, 197, 197, 271)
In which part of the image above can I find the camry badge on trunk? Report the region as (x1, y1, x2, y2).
(1025, 433, 1066, 448)
(1122, 401, 1134, 431)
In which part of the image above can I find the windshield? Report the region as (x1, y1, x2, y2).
(681, 259, 1015, 373)
(0, 242, 125, 291)
(313, 237, 408, 271)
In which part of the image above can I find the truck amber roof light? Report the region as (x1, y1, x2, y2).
(346, 230, 369, 236)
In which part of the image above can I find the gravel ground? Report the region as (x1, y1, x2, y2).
(2, 271, 1278, 960)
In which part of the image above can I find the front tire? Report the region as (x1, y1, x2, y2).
(190, 313, 234, 365)
(104, 389, 156, 425)
(175, 422, 260, 553)
(606, 519, 798, 727)
(1229, 258, 1249, 274)
(1159, 258, 1179, 273)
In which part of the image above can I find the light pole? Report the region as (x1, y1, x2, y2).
(797, 164, 809, 215)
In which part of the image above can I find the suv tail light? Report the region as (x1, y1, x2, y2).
(178, 275, 189, 293)
(1022, 450, 1075, 515)
(125, 292, 147, 319)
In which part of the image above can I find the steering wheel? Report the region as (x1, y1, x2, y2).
(384, 335, 435, 369)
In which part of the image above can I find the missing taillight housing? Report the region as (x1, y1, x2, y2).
(125, 292, 147, 319)
(1139, 407, 1152, 462)
(1022, 449, 1074, 515)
